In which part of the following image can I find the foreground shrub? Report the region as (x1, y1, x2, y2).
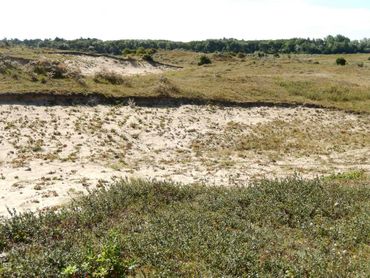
(336, 57, 347, 66)
(198, 55, 212, 66)
(0, 178, 369, 276)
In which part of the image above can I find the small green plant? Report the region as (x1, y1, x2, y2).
(62, 231, 136, 277)
(198, 55, 212, 66)
(325, 170, 366, 181)
(336, 57, 347, 66)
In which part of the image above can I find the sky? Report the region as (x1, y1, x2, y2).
(1, 0, 370, 41)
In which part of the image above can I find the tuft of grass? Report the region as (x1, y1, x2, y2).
(0, 178, 369, 277)
(325, 170, 367, 181)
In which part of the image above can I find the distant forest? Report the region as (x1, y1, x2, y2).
(1, 35, 370, 55)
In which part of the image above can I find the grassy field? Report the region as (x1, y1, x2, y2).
(1, 47, 370, 113)
(0, 176, 369, 277)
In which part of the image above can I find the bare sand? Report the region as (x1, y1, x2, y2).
(64, 55, 167, 76)
(0, 103, 369, 216)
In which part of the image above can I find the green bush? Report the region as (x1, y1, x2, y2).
(336, 57, 347, 66)
(0, 178, 369, 277)
(141, 54, 153, 62)
(198, 55, 212, 66)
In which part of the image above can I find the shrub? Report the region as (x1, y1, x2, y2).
(237, 52, 246, 59)
(0, 58, 20, 75)
(146, 48, 157, 55)
(142, 54, 153, 62)
(122, 48, 134, 56)
(198, 55, 212, 66)
(254, 51, 266, 58)
(155, 76, 180, 97)
(136, 47, 146, 56)
(93, 71, 125, 85)
(336, 57, 347, 66)
(30, 73, 39, 82)
(31, 59, 68, 78)
(0, 178, 369, 276)
(357, 62, 364, 67)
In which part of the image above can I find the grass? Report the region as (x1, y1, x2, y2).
(1, 47, 370, 113)
(0, 177, 369, 277)
(191, 116, 370, 162)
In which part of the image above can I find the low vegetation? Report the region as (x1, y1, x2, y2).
(1, 47, 370, 113)
(0, 177, 369, 277)
(198, 55, 212, 66)
(336, 57, 347, 66)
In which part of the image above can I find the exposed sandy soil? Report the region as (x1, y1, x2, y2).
(0, 103, 369, 216)
(64, 55, 167, 76)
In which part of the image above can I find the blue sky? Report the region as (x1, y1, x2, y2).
(1, 0, 370, 41)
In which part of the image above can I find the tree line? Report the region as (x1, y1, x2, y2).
(1, 35, 370, 55)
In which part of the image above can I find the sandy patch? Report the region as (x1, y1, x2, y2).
(0, 104, 369, 216)
(64, 55, 167, 76)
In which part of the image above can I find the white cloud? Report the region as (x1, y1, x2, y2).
(1, 0, 370, 40)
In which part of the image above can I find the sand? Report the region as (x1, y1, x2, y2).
(64, 55, 167, 76)
(0, 103, 369, 216)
